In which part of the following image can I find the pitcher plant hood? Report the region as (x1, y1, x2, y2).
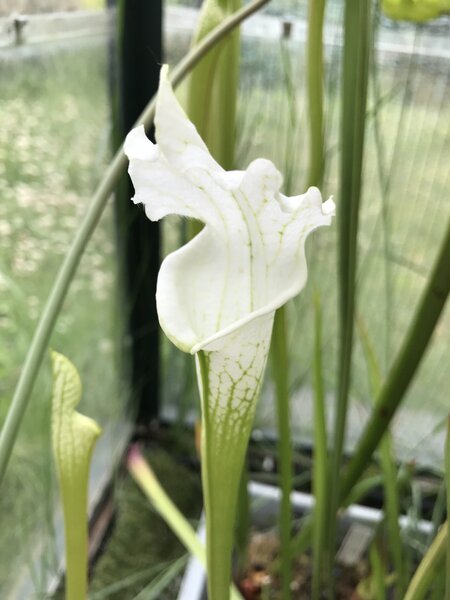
(124, 65, 335, 355)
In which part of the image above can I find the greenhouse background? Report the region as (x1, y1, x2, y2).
(0, 0, 449, 598)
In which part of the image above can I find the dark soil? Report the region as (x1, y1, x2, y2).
(238, 530, 369, 600)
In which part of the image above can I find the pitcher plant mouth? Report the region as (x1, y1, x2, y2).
(188, 216, 333, 355)
(125, 64, 335, 600)
(125, 66, 334, 358)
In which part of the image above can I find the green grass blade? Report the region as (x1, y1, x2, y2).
(445, 418, 450, 600)
(404, 522, 447, 600)
(131, 555, 188, 600)
(311, 294, 329, 599)
(307, 0, 326, 187)
(328, 0, 372, 567)
(279, 34, 298, 195)
(430, 572, 446, 600)
(357, 318, 405, 597)
(369, 540, 387, 600)
(289, 516, 313, 558)
(271, 307, 293, 599)
(127, 446, 243, 600)
(428, 483, 446, 545)
(90, 564, 173, 599)
(289, 473, 390, 565)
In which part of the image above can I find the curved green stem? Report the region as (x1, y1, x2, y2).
(0, 0, 271, 487)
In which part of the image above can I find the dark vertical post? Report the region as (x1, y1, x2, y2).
(111, 0, 163, 428)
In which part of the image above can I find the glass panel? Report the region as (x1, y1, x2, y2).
(162, 2, 449, 469)
(0, 11, 125, 596)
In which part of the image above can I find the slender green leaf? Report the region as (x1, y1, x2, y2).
(311, 294, 329, 599)
(404, 522, 447, 600)
(328, 0, 372, 569)
(307, 0, 326, 187)
(357, 319, 405, 597)
(271, 307, 293, 599)
(445, 418, 450, 599)
(369, 541, 387, 600)
(127, 446, 243, 600)
(131, 555, 188, 600)
(90, 564, 173, 600)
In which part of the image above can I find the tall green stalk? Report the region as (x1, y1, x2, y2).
(306, 2, 328, 589)
(271, 308, 293, 599)
(311, 294, 329, 599)
(403, 522, 447, 600)
(328, 0, 372, 572)
(341, 217, 450, 498)
(0, 0, 271, 488)
(370, 540, 387, 600)
(279, 33, 298, 195)
(445, 418, 450, 600)
(307, 0, 326, 188)
(358, 320, 405, 597)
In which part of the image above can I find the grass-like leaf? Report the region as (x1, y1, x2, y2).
(358, 318, 405, 597)
(403, 521, 447, 600)
(445, 418, 450, 599)
(127, 446, 243, 600)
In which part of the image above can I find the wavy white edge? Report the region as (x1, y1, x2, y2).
(124, 65, 335, 357)
(191, 198, 334, 354)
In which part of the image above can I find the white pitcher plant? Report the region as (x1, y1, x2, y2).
(124, 65, 335, 600)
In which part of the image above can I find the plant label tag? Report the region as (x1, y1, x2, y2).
(336, 523, 374, 566)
